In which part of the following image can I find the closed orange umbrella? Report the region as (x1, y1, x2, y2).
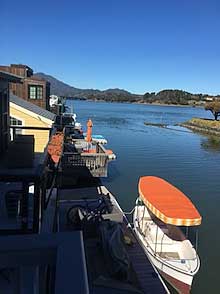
(47, 132, 64, 164)
(86, 119, 93, 142)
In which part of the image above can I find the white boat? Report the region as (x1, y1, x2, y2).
(133, 176, 202, 294)
(63, 112, 77, 124)
(84, 134, 108, 144)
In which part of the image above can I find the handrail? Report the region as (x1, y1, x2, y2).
(137, 224, 200, 275)
(10, 125, 52, 130)
(63, 151, 108, 157)
(0, 232, 89, 294)
(135, 212, 200, 272)
(97, 143, 107, 154)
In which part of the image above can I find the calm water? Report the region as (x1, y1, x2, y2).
(67, 100, 220, 294)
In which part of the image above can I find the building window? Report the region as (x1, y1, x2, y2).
(10, 117, 23, 140)
(10, 117, 22, 127)
(28, 85, 43, 99)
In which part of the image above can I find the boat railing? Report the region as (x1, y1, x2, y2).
(136, 215, 200, 272)
(152, 240, 200, 273)
(147, 235, 199, 262)
(142, 233, 200, 273)
(155, 252, 200, 275)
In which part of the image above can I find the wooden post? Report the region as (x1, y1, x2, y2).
(13, 128, 16, 141)
(141, 206, 145, 232)
(154, 226, 158, 255)
(21, 182, 29, 232)
(33, 181, 41, 233)
(41, 171, 47, 210)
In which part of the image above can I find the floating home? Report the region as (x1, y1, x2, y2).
(0, 71, 169, 294)
(10, 94, 55, 152)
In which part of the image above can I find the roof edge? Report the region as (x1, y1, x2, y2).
(0, 71, 23, 83)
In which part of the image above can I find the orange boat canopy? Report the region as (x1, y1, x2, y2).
(138, 176, 202, 226)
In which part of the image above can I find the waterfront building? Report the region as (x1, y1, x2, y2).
(10, 94, 55, 152)
(0, 71, 22, 156)
(0, 64, 50, 110)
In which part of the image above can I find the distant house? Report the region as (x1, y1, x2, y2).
(10, 94, 55, 152)
(0, 64, 50, 110)
(0, 71, 22, 156)
(204, 97, 214, 102)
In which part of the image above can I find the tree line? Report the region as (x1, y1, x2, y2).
(84, 89, 220, 106)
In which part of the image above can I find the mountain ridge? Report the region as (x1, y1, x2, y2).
(34, 72, 219, 105)
(34, 72, 133, 97)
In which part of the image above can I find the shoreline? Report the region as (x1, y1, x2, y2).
(180, 118, 220, 136)
(69, 98, 202, 108)
(133, 101, 202, 108)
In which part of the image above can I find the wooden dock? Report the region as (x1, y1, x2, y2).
(126, 238, 168, 293)
(48, 184, 169, 294)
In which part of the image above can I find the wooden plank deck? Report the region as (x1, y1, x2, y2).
(41, 188, 57, 233)
(126, 241, 168, 293)
(121, 218, 168, 294)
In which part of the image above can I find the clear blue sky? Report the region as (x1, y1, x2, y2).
(1, 0, 220, 94)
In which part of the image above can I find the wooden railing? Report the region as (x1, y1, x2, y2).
(0, 126, 56, 234)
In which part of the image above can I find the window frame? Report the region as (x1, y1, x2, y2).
(10, 116, 24, 140)
(28, 85, 43, 100)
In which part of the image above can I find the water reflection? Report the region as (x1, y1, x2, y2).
(201, 135, 220, 152)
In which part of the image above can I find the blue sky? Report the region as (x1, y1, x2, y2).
(1, 0, 220, 94)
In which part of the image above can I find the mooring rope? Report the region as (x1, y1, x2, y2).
(124, 207, 135, 215)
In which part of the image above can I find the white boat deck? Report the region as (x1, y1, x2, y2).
(134, 205, 199, 274)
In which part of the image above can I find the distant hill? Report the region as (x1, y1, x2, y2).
(34, 72, 219, 105)
(34, 72, 136, 101)
(34, 72, 87, 97)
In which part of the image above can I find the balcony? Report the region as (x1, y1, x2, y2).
(0, 231, 89, 294)
(0, 125, 53, 234)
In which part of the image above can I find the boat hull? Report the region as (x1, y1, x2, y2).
(159, 270, 191, 294)
(134, 226, 193, 293)
(133, 206, 199, 294)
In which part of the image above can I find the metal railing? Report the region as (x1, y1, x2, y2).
(0, 125, 56, 234)
(61, 143, 109, 177)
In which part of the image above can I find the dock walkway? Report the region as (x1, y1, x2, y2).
(127, 238, 168, 293)
(44, 184, 169, 294)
